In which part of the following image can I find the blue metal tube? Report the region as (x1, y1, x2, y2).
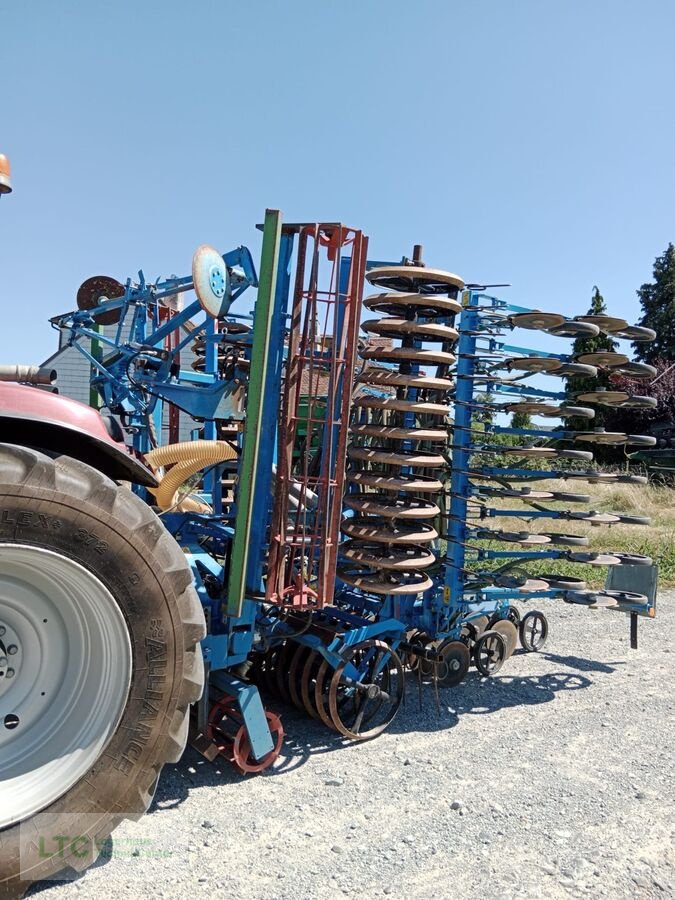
(445, 293, 480, 603)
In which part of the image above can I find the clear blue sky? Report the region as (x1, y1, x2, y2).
(1, 0, 674, 364)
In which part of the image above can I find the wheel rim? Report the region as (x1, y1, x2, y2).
(0, 543, 132, 829)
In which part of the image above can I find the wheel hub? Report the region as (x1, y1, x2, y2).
(0, 620, 21, 693)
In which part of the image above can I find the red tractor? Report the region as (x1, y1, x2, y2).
(0, 154, 204, 897)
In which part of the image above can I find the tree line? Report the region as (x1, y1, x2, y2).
(512, 243, 675, 445)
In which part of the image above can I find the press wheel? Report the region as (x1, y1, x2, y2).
(473, 630, 507, 676)
(519, 610, 549, 652)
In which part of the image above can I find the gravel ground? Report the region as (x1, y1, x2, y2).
(33, 593, 674, 900)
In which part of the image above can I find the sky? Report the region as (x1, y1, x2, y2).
(1, 0, 674, 364)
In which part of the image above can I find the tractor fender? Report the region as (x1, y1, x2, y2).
(0, 382, 157, 486)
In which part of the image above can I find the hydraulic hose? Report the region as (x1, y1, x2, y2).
(145, 440, 237, 511)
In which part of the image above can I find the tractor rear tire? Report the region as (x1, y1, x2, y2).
(0, 445, 205, 897)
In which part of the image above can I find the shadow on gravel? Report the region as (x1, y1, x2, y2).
(540, 651, 624, 673)
(151, 664, 596, 813)
(387, 668, 593, 733)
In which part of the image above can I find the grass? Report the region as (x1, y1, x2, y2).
(467, 480, 675, 587)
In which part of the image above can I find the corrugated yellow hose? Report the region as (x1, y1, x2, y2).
(145, 440, 237, 511)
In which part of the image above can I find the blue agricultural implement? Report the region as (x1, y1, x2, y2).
(0, 165, 658, 893)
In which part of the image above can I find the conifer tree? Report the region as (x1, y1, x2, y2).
(634, 243, 675, 363)
(566, 286, 617, 430)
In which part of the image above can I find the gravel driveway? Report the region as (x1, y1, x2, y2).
(33, 592, 674, 899)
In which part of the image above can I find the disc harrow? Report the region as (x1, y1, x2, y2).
(338, 258, 461, 598)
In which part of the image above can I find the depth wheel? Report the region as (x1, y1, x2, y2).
(473, 630, 507, 676)
(519, 610, 549, 652)
(0, 446, 205, 893)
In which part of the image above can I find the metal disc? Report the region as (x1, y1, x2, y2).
(192, 245, 231, 317)
(547, 322, 600, 338)
(336, 567, 434, 595)
(366, 265, 465, 295)
(300, 651, 322, 720)
(610, 325, 656, 342)
(362, 318, 459, 343)
(502, 447, 561, 458)
(340, 518, 438, 544)
(76, 275, 125, 325)
(491, 620, 518, 658)
(575, 315, 628, 333)
(615, 514, 651, 526)
(575, 352, 629, 367)
(538, 574, 587, 590)
(357, 369, 453, 392)
(608, 361, 657, 378)
(313, 659, 338, 731)
(507, 357, 563, 373)
(568, 511, 620, 524)
(576, 390, 630, 404)
(478, 530, 551, 545)
(360, 346, 456, 367)
(556, 405, 595, 419)
(288, 645, 311, 711)
(347, 472, 443, 493)
(352, 396, 448, 417)
(350, 424, 448, 442)
(274, 641, 297, 704)
(586, 394, 656, 409)
(434, 640, 470, 687)
(543, 532, 589, 546)
(364, 292, 462, 317)
(567, 552, 623, 565)
(626, 434, 657, 447)
(556, 362, 598, 377)
(341, 541, 436, 569)
(343, 495, 440, 518)
(573, 431, 629, 445)
(503, 401, 557, 415)
(347, 446, 445, 468)
(509, 312, 566, 331)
